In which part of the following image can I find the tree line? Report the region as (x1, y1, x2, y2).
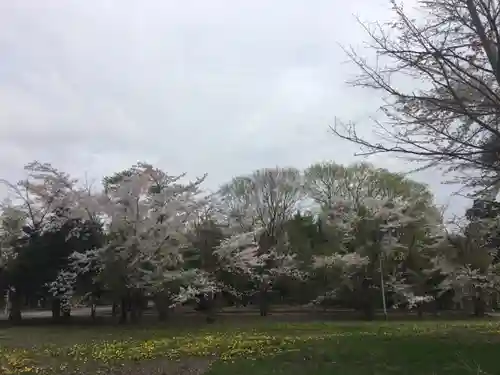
(0, 160, 497, 323)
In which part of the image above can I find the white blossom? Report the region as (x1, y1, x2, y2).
(313, 253, 370, 269)
(214, 230, 263, 274)
(47, 270, 78, 312)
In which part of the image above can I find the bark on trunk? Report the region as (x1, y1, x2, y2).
(62, 307, 71, 320)
(90, 304, 96, 320)
(492, 292, 499, 310)
(474, 287, 486, 317)
(259, 291, 269, 316)
(8, 290, 22, 322)
(119, 298, 128, 324)
(130, 303, 138, 323)
(129, 292, 143, 324)
(362, 303, 375, 320)
(158, 308, 168, 322)
(51, 299, 61, 322)
(155, 295, 170, 322)
(361, 278, 375, 321)
(259, 281, 270, 317)
(474, 296, 486, 317)
(417, 304, 424, 318)
(205, 293, 216, 323)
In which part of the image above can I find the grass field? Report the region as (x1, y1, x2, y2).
(1, 319, 499, 374)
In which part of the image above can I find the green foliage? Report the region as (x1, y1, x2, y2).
(5, 215, 102, 299)
(305, 162, 436, 212)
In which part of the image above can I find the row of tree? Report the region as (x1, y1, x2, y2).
(0, 160, 498, 323)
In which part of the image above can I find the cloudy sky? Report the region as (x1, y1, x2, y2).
(0, 0, 468, 216)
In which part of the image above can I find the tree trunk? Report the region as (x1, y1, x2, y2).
(474, 298, 486, 317)
(362, 302, 375, 320)
(259, 290, 269, 317)
(62, 307, 71, 321)
(119, 298, 128, 324)
(158, 308, 168, 322)
(7, 290, 22, 322)
(417, 304, 424, 318)
(28, 297, 37, 309)
(492, 292, 499, 311)
(360, 278, 375, 320)
(130, 303, 138, 324)
(129, 292, 143, 324)
(474, 294, 486, 317)
(205, 293, 216, 323)
(259, 280, 270, 317)
(431, 299, 439, 317)
(138, 294, 146, 321)
(51, 299, 61, 322)
(111, 302, 118, 317)
(471, 286, 486, 317)
(155, 294, 170, 322)
(90, 304, 96, 320)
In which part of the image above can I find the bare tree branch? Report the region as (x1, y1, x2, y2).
(333, 0, 500, 196)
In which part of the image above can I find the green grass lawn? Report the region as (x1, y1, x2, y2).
(1, 320, 499, 374)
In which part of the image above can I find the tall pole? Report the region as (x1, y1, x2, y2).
(4, 289, 9, 317)
(379, 254, 388, 320)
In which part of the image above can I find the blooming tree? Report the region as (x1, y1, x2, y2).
(212, 226, 305, 315)
(0, 162, 99, 320)
(311, 196, 442, 317)
(432, 212, 500, 316)
(0, 162, 89, 232)
(51, 163, 208, 322)
(311, 252, 370, 306)
(0, 205, 25, 319)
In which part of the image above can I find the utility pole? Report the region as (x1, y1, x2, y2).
(379, 253, 388, 320)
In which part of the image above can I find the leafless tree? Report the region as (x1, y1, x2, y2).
(304, 162, 348, 207)
(333, 0, 500, 197)
(218, 168, 304, 243)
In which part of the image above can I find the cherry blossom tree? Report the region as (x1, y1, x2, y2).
(0, 162, 98, 321)
(311, 252, 370, 307)
(53, 163, 208, 323)
(0, 205, 25, 320)
(433, 210, 500, 316)
(0, 162, 90, 231)
(311, 196, 443, 319)
(212, 227, 305, 316)
(214, 168, 306, 315)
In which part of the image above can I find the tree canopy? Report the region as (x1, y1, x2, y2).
(0, 158, 493, 322)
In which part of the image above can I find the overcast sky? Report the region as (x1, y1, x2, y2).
(0, 0, 469, 217)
